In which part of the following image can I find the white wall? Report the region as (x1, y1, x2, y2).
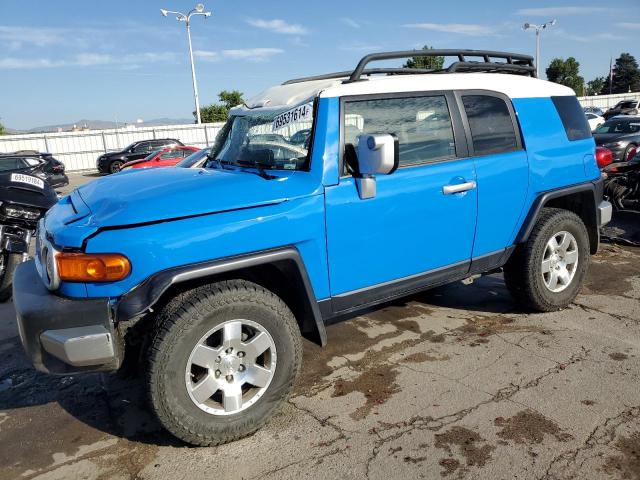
(0, 122, 225, 172)
(577, 91, 640, 110)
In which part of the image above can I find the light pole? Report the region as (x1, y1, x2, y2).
(161, 3, 212, 124)
(522, 19, 556, 78)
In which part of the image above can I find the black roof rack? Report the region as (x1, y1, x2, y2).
(283, 49, 536, 85)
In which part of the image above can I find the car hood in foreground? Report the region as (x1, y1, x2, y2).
(46, 167, 322, 247)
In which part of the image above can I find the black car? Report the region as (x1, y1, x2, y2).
(96, 138, 183, 174)
(593, 116, 640, 162)
(603, 99, 640, 120)
(0, 151, 69, 188)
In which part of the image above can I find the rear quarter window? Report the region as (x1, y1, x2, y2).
(551, 96, 592, 141)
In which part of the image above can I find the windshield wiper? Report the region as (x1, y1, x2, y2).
(236, 161, 275, 180)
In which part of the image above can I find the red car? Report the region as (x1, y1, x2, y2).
(119, 146, 199, 171)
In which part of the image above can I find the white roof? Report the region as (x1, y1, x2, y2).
(243, 73, 574, 112)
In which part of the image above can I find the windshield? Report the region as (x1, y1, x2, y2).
(176, 148, 207, 168)
(209, 102, 314, 171)
(144, 149, 162, 161)
(595, 120, 640, 134)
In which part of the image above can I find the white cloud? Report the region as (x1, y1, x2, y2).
(194, 48, 284, 62)
(340, 17, 361, 29)
(404, 23, 496, 36)
(516, 6, 607, 16)
(194, 50, 219, 61)
(0, 26, 67, 48)
(616, 22, 640, 30)
(0, 52, 176, 70)
(247, 18, 307, 35)
(222, 48, 284, 61)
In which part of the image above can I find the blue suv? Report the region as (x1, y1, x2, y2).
(13, 50, 612, 446)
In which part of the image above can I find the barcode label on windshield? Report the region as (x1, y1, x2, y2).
(272, 104, 312, 131)
(10, 173, 44, 189)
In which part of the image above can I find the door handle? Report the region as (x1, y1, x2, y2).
(442, 180, 477, 195)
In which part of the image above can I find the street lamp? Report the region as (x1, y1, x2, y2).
(161, 4, 212, 124)
(522, 19, 556, 78)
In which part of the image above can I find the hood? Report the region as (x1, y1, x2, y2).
(102, 150, 128, 159)
(74, 167, 322, 229)
(121, 158, 152, 169)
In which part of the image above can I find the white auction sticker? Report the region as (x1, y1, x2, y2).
(272, 103, 312, 131)
(10, 173, 45, 189)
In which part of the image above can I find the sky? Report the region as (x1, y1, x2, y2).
(1, 0, 639, 130)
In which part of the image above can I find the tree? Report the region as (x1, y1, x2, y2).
(545, 57, 585, 95)
(198, 90, 245, 123)
(403, 45, 444, 71)
(586, 77, 606, 96)
(0, 122, 5, 135)
(611, 53, 640, 94)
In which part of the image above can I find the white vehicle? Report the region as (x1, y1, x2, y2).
(585, 112, 605, 131)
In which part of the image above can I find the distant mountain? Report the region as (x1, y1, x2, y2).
(8, 118, 195, 134)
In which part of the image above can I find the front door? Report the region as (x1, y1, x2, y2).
(324, 92, 478, 308)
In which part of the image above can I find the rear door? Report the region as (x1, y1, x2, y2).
(455, 91, 529, 259)
(324, 92, 478, 308)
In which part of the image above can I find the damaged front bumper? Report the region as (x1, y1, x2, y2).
(13, 260, 123, 374)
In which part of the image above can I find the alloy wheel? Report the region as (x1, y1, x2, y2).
(185, 319, 277, 415)
(541, 230, 579, 293)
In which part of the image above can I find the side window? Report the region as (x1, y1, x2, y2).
(343, 95, 457, 168)
(462, 95, 519, 156)
(134, 142, 152, 153)
(551, 96, 592, 141)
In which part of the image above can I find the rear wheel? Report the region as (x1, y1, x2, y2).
(109, 160, 124, 174)
(623, 144, 637, 161)
(146, 280, 302, 446)
(0, 253, 21, 302)
(504, 208, 590, 311)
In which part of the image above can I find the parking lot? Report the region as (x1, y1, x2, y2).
(0, 172, 638, 479)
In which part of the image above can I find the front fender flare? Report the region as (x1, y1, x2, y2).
(116, 247, 327, 346)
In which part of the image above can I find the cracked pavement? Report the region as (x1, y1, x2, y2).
(1, 174, 640, 479)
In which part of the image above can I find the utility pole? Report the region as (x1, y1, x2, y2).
(522, 19, 557, 78)
(161, 4, 212, 124)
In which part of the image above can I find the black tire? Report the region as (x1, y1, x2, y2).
(622, 144, 637, 162)
(109, 160, 124, 174)
(146, 280, 302, 446)
(0, 253, 21, 303)
(504, 208, 590, 312)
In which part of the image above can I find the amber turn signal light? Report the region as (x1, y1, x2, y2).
(56, 253, 131, 282)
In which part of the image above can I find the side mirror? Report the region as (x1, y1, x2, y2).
(355, 134, 399, 199)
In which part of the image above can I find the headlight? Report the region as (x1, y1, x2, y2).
(56, 253, 131, 282)
(2, 204, 41, 220)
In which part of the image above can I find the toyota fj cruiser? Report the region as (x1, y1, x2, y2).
(14, 50, 612, 446)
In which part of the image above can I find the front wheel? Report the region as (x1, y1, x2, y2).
(146, 280, 302, 446)
(504, 208, 590, 312)
(109, 160, 124, 174)
(0, 253, 22, 302)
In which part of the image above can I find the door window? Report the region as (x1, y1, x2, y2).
(133, 142, 153, 153)
(343, 95, 457, 169)
(462, 95, 519, 155)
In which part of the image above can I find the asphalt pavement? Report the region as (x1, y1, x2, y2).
(1, 171, 639, 479)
